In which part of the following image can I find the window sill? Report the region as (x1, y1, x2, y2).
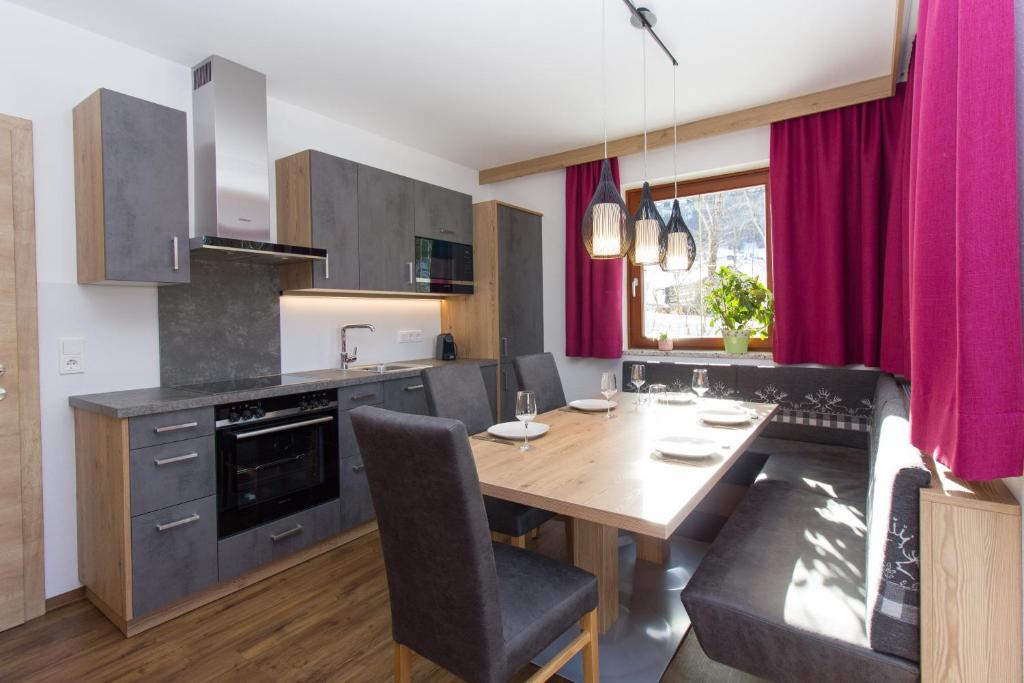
(624, 347, 775, 365)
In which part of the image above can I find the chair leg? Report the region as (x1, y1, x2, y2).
(394, 642, 411, 683)
(511, 534, 527, 549)
(581, 609, 600, 683)
(563, 518, 574, 557)
(531, 527, 541, 540)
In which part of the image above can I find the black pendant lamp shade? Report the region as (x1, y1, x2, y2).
(582, 159, 633, 259)
(630, 181, 666, 265)
(660, 198, 696, 271)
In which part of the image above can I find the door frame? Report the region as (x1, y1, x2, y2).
(0, 112, 44, 623)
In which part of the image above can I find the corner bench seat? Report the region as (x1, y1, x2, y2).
(682, 375, 927, 682)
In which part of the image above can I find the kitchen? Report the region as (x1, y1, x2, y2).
(0, 1, 1022, 682)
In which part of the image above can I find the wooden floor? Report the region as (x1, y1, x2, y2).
(0, 523, 759, 682)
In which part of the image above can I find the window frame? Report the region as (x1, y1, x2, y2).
(625, 168, 773, 351)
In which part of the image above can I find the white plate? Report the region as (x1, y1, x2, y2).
(660, 391, 695, 404)
(653, 436, 719, 459)
(698, 407, 751, 425)
(569, 399, 617, 412)
(487, 421, 551, 440)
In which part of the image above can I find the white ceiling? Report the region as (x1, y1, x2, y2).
(12, 0, 902, 170)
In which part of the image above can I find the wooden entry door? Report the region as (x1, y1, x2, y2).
(0, 113, 44, 630)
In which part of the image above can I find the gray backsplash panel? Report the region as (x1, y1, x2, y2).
(158, 259, 281, 386)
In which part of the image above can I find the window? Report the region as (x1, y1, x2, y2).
(626, 169, 772, 350)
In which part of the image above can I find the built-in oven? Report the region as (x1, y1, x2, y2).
(414, 236, 474, 294)
(215, 390, 339, 538)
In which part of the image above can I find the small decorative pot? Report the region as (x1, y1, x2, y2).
(722, 329, 751, 354)
(658, 338, 673, 351)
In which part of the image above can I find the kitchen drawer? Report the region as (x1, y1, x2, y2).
(131, 495, 217, 617)
(336, 383, 384, 409)
(218, 500, 341, 582)
(340, 454, 375, 531)
(129, 435, 215, 516)
(383, 375, 428, 415)
(129, 407, 214, 449)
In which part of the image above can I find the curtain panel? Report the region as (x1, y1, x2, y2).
(565, 159, 624, 359)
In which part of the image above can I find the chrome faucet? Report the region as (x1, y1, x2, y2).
(340, 323, 375, 370)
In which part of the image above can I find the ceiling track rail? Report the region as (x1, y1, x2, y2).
(621, 0, 678, 66)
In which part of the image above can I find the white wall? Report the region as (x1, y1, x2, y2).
(487, 127, 770, 401)
(0, 0, 486, 597)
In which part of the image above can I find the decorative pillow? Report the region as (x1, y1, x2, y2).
(865, 377, 931, 662)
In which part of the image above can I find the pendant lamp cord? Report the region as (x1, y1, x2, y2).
(673, 64, 678, 197)
(602, 0, 608, 160)
(642, 27, 648, 179)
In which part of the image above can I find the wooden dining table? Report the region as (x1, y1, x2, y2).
(469, 393, 778, 633)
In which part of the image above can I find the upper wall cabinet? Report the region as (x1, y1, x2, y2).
(277, 150, 359, 291)
(73, 89, 189, 285)
(414, 181, 472, 244)
(357, 165, 416, 293)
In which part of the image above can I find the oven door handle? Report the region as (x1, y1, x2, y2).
(228, 415, 334, 441)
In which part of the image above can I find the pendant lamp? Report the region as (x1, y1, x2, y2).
(660, 64, 696, 272)
(629, 27, 666, 265)
(581, 0, 632, 259)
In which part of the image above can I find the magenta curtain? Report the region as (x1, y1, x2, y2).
(565, 159, 624, 358)
(770, 83, 910, 372)
(906, 0, 1024, 479)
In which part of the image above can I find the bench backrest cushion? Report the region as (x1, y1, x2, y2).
(865, 376, 931, 662)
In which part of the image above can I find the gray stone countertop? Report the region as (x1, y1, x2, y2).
(69, 358, 497, 419)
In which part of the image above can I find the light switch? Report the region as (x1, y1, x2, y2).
(59, 337, 85, 375)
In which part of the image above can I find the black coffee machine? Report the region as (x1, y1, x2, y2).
(434, 333, 458, 360)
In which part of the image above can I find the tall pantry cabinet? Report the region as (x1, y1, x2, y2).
(441, 201, 544, 422)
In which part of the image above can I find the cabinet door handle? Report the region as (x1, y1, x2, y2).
(351, 464, 366, 473)
(172, 236, 180, 272)
(502, 338, 509, 356)
(154, 451, 199, 466)
(404, 384, 424, 392)
(407, 261, 414, 285)
(324, 252, 330, 280)
(439, 228, 454, 235)
(156, 513, 200, 532)
(350, 393, 377, 402)
(154, 421, 199, 434)
(270, 524, 304, 542)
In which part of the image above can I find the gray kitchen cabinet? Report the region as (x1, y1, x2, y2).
(130, 495, 218, 617)
(481, 364, 499, 422)
(340, 454, 375, 531)
(414, 180, 473, 244)
(383, 375, 429, 415)
(358, 165, 415, 292)
(128, 406, 215, 449)
(73, 89, 190, 285)
(129, 435, 215, 517)
(277, 150, 359, 291)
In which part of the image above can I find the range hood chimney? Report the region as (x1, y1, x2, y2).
(190, 56, 325, 265)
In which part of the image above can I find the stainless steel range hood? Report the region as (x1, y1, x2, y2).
(190, 56, 325, 265)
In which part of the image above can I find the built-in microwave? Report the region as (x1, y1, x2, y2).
(414, 237, 474, 294)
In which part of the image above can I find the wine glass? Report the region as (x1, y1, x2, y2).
(600, 371, 617, 420)
(692, 368, 709, 405)
(515, 391, 538, 451)
(630, 364, 646, 409)
(648, 383, 667, 409)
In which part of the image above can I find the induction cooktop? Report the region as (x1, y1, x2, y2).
(173, 373, 317, 396)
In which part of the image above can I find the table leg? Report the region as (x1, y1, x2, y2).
(634, 533, 670, 565)
(571, 518, 619, 633)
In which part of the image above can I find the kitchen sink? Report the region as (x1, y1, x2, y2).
(347, 362, 431, 374)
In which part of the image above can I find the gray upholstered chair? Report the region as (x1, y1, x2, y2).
(349, 406, 599, 683)
(512, 353, 567, 415)
(421, 363, 554, 548)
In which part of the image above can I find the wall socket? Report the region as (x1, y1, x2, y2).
(59, 337, 85, 375)
(398, 329, 424, 344)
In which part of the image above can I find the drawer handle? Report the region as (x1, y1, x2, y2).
(155, 513, 200, 532)
(439, 228, 455, 234)
(270, 524, 304, 542)
(154, 421, 199, 434)
(350, 393, 377, 402)
(351, 464, 366, 473)
(404, 384, 424, 392)
(154, 451, 199, 466)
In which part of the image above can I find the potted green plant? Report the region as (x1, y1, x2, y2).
(656, 332, 673, 352)
(704, 266, 774, 354)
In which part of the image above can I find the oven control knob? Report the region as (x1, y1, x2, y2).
(299, 401, 308, 411)
(319, 398, 329, 407)
(228, 411, 240, 423)
(241, 409, 253, 420)
(254, 407, 266, 419)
